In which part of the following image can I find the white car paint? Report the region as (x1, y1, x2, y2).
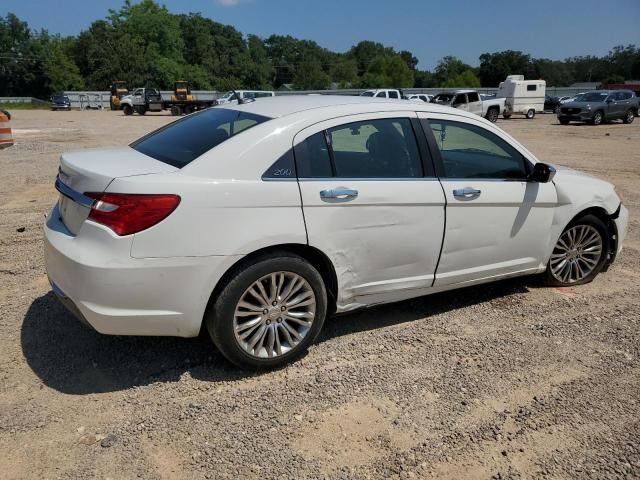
(44, 95, 628, 339)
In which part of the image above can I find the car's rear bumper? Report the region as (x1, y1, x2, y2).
(44, 203, 241, 337)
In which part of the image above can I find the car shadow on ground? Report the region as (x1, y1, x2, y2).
(22, 278, 534, 395)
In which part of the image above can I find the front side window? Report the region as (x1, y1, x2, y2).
(467, 92, 480, 103)
(376, 92, 386, 98)
(131, 108, 271, 168)
(427, 120, 528, 179)
(296, 118, 423, 178)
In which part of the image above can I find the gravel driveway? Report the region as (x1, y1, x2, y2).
(1, 110, 638, 479)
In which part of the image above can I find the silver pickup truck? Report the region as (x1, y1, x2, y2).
(432, 90, 506, 123)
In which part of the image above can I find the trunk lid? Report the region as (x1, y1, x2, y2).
(56, 147, 178, 235)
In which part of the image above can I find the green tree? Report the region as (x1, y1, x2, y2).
(442, 69, 480, 88)
(330, 58, 358, 87)
(478, 50, 534, 87)
(293, 59, 330, 89)
(434, 56, 473, 86)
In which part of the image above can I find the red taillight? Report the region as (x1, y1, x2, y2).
(85, 192, 181, 236)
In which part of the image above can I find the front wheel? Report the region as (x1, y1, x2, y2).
(485, 108, 499, 123)
(544, 215, 609, 287)
(122, 104, 133, 116)
(623, 109, 635, 124)
(526, 109, 536, 119)
(206, 254, 328, 369)
(591, 110, 603, 125)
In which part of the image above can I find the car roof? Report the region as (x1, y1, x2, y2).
(220, 94, 466, 119)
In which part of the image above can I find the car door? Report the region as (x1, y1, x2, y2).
(418, 112, 557, 286)
(132, 88, 144, 106)
(466, 92, 483, 115)
(452, 93, 469, 112)
(294, 112, 446, 307)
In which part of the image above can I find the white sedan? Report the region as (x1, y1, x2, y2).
(44, 96, 628, 368)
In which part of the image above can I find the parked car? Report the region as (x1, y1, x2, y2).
(45, 96, 628, 369)
(216, 90, 275, 105)
(406, 93, 433, 103)
(359, 89, 402, 99)
(558, 90, 638, 125)
(50, 95, 71, 111)
(497, 75, 546, 119)
(544, 95, 562, 113)
(432, 90, 506, 122)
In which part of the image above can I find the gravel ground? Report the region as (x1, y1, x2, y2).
(0, 109, 638, 480)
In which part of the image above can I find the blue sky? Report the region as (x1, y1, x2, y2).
(2, 0, 639, 69)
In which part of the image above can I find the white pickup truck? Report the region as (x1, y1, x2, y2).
(432, 89, 506, 123)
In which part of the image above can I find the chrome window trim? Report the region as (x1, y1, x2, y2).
(54, 176, 95, 208)
(297, 177, 439, 182)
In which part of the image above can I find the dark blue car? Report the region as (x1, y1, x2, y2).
(51, 95, 71, 111)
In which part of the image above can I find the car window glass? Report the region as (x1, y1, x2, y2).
(327, 118, 422, 178)
(428, 120, 527, 179)
(388, 91, 399, 99)
(467, 92, 480, 102)
(294, 132, 333, 178)
(453, 94, 467, 105)
(376, 92, 386, 98)
(131, 108, 270, 168)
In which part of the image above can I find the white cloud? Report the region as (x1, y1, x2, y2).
(216, 0, 242, 6)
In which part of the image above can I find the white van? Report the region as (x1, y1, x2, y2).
(359, 89, 402, 99)
(217, 90, 275, 105)
(497, 75, 546, 119)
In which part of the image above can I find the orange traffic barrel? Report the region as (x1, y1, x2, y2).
(0, 110, 13, 149)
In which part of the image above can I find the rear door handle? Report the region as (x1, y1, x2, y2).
(320, 188, 358, 199)
(453, 187, 481, 199)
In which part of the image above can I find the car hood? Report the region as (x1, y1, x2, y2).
(552, 165, 620, 213)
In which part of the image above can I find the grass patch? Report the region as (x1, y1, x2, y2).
(0, 102, 50, 110)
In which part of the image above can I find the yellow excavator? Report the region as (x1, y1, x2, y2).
(171, 80, 193, 102)
(110, 81, 128, 110)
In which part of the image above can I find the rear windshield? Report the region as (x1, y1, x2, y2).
(131, 108, 271, 168)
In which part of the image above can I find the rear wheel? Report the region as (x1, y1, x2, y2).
(526, 109, 536, 119)
(544, 215, 608, 287)
(206, 254, 328, 369)
(485, 108, 499, 123)
(122, 104, 133, 116)
(623, 109, 635, 124)
(591, 110, 603, 125)
(184, 105, 193, 115)
(170, 105, 182, 116)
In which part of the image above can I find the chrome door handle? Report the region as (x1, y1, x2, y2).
(320, 188, 358, 199)
(453, 187, 481, 199)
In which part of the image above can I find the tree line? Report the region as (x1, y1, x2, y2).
(1, 0, 639, 98)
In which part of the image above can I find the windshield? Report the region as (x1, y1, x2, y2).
(221, 91, 235, 100)
(433, 93, 455, 103)
(131, 108, 271, 168)
(359, 91, 375, 97)
(52, 96, 68, 102)
(574, 92, 609, 102)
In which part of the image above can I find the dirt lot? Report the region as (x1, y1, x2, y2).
(0, 109, 639, 480)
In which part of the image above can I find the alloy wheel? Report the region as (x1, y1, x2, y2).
(550, 224, 603, 284)
(233, 271, 316, 359)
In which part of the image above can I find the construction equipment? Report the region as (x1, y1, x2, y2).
(110, 81, 128, 110)
(171, 81, 193, 102)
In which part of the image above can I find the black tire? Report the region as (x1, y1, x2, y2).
(591, 110, 603, 125)
(526, 109, 536, 119)
(485, 108, 499, 123)
(503, 114, 512, 119)
(544, 214, 609, 287)
(559, 118, 570, 125)
(206, 253, 328, 369)
(122, 104, 133, 116)
(170, 105, 182, 116)
(623, 109, 635, 124)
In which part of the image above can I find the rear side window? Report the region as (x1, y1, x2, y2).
(467, 92, 480, 102)
(376, 92, 386, 98)
(388, 91, 399, 99)
(131, 108, 270, 168)
(295, 118, 423, 179)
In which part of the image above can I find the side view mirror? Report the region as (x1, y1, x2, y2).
(529, 162, 556, 183)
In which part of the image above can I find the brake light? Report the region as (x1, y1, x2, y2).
(85, 192, 180, 236)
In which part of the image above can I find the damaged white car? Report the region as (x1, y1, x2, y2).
(44, 96, 628, 368)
